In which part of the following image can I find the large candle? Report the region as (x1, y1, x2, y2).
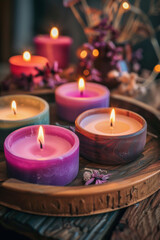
(9, 51, 48, 84)
(55, 79, 110, 122)
(75, 108, 147, 165)
(34, 27, 73, 68)
(4, 125, 79, 186)
(0, 95, 49, 150)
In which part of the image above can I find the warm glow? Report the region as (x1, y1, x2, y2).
(92, 49, 99, 57)
(37, 126, 44, 149)
(11, 100, 17, 115)
(154, 64, 160, 73)
(80, 50, 87, 59)
(23, 51, 31, 61)
(122, 1, 130, 10)
(78, 77, 85, 95)
(50, 27, 59, 39)
(110, 109, 115, 127)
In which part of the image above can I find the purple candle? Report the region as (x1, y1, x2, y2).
(4, 125, 79, 186)
(34, 27, 73, 68)
(55, 78, 110, 122)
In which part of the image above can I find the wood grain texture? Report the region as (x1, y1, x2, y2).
(0, 95, 159, 216)
(75, 107, 147, 165)
(0, 205, 123, 240)
(110, 190, 160, 240)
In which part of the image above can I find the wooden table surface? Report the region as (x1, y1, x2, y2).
(0, 83, 160, 239)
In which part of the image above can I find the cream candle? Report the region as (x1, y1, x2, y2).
(9, 51, 48, 84)
(4, 125, 79, 186)
(0, 101, 40, 121)
(55, 79, 110, 122)
(34, 27, 73, 68)
(80, 111, 142, 136)
(75, 108, 147, 165)
(0, 95, 49, 150)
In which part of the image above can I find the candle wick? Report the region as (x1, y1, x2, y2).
(110, 121, 113, 128)
(80, 91, 83, 97)
(39, 140, 43, 149)
(13, 109, 16, 115)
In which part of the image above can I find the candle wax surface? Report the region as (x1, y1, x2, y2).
(80, 113, 142, 136)
(66, 90, 99, 98)
(0, 107, 40, 120)
(11, 134, 72, 160)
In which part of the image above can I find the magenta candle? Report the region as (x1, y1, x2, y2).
(9, 51, 48, 84)
(4, 125, 79, 186)
(55, 81, 110, 122)
(34, 27, 73, 68)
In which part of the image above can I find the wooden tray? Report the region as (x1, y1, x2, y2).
(0, 94, 160, 216)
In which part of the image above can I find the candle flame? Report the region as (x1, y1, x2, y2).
(50, 27, 59, 39)
(23, 51, 31, 61)
(11, 100, 17, 115)
(38, 126, 44, 149)
(78, 77, 85, 96)
(122, 1, 130, 10)
(110, 109, 115, 127)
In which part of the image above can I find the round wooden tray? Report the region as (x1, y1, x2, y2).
(0, 94, 160, 216)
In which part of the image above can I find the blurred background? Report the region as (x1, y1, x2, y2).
(0, 0, 160, 67)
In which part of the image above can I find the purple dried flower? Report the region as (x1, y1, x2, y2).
(83, 169, 111, 185)
(85, 178, 95, 185)
(107, 41, 116, 50)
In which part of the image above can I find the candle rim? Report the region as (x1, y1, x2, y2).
(4, 125, 79, 162)
(55, 82, 110, 101)
(0, 95, 49, 124)
(33, 35, 73, 45)
(9, 55, 48, 67)
(75, 107, 147, 139)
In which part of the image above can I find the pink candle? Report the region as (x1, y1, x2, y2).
(4, 125, 79, 186)
(9, 51, 48, 84)
(34, 27, 73, 68)
(55, 79, 110, 122)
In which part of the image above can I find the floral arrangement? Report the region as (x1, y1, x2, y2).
(1, 62, 67, 92)
(64, 0, 160, 96)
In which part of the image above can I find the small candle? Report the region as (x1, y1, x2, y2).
(55, 80, 110, 122)
(34, 27, 73, 68)
(9, 51, 48, 84)
(75, 108, 147, 165)
(4, 125, 79, 186)
(0, 99, 40, 120)
(0, 95, 49, 150)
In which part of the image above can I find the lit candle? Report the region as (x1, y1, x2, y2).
(0, 95, 49, 150)
(55, 81, 110, 122)
(78, 77, 85, 97)
(9, 51, 48, 84)
(4, 125, 79, 186)
(75, 108, 147, 165)
(81, 108, 143, 136)
(34, 27, 73, 68)
(11, 100, 17, 115)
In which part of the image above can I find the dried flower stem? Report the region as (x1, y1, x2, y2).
(70, 5, 86, 29)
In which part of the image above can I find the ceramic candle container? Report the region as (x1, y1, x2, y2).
(34, 27, 73, 68)
(75, 108, 147, 165)
(9, 51, 48, 84)
(55, 82, 110, 122)
(4, 125, 79, 186)
(0, 95, 49, 150)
